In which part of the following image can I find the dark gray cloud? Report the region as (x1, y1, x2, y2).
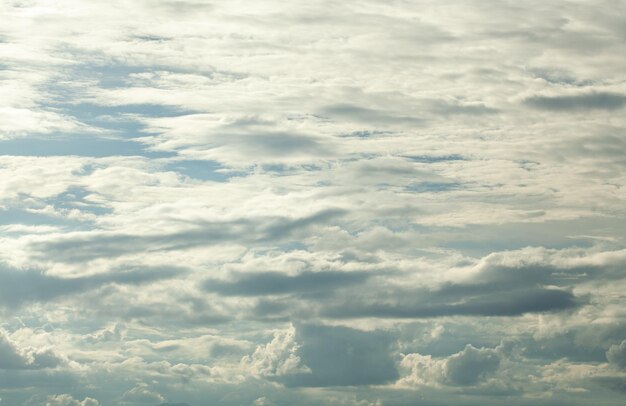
(520, 331, 612, 363)
(0, 264, 184, 308)
(221, 132, 329, 158)
(322, 257, 600, 319)
(202, 270, 371, 297)
(429, 101, 499, 116)
(30, 209, 345, 263)
(279, 324, 398, 387)
(524, 92, 626, 111)
(322, 286, 580, 319)
(444, 345, 500, 386)
(553, 133, 626, 175)
(593, 376, 626, 393)
(320, 104, 422, 126)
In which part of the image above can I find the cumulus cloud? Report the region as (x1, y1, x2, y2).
(241, 324, 311, 378)
(279, 324, 399, 387)
(0, 331, 64, 370)
(400, 344, 502, 387)
(84, 323, 126, 343)
(444, 345, 501, 386)
(606, 340, 626, 370)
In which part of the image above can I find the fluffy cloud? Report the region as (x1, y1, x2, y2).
(606, 341, 626, 370)
(0, 331, 64, 370)
(43, 394, 99, 406)
(444, 345, 501, 386)
(120, 384, 165, 404)
(400, 344, 501, 387)
(241, 324, 311, 378)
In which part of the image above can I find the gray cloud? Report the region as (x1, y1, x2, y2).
(323, 286, 580, 319)
(319, 104, 423, 126)
(322, 256, 593, 319)
(524, 92, 626, 111)
(202, 270, 371, 297)
(444, 344, 501, 386)
(279, 324, 399, 387)
(594, 376, 626, 393)
(606, 340, 626, 370)
(429, 101, 499, 116)
(218, 132, 329, 158)
(30, 209, 345, 263)
(0, 264, 184, 308)
(156, 403, 190, 406)
(0, 332, 64, 370)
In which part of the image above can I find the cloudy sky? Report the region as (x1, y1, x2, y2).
(1, 0, 625, 405)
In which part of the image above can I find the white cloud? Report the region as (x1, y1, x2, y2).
(241, 324, 311, 377)
(399, 344, 501, 388)
(120, 384, 165, 404)
(43, 394, 99, 406)
(0, 330, 64, 370)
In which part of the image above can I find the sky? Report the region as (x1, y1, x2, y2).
(0, 0, 625, 405)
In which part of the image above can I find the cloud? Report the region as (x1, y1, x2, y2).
(43, 394, 99, 406)
(606, 340, 626, 370)
(28, 208, 345, 263)
(324, 287, 580, 319)
(203, 270, 371, 296)
(242, 324, 311, 378)
(157, 403, 190, 406)
(0, 331, 64, 370)
(400, 344, 502, 387)
(1, 0, 626, 404)
(444, 344, 501, 386)
(279, 324, 399, 387)
(322, 247, 610, 319)
(593, 376, 626, 393)
(319, 104, 423, 126)
(0, 264, 185, 308)
(120, 384, 165, 404)
(83, 323, 126, 343)
(524, 92, 626, 111)
(138, 113, 335, 164)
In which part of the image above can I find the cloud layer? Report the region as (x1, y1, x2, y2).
(1, 0, 625, 405)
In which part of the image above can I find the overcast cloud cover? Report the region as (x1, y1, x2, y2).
(1, 0, 625, 405)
